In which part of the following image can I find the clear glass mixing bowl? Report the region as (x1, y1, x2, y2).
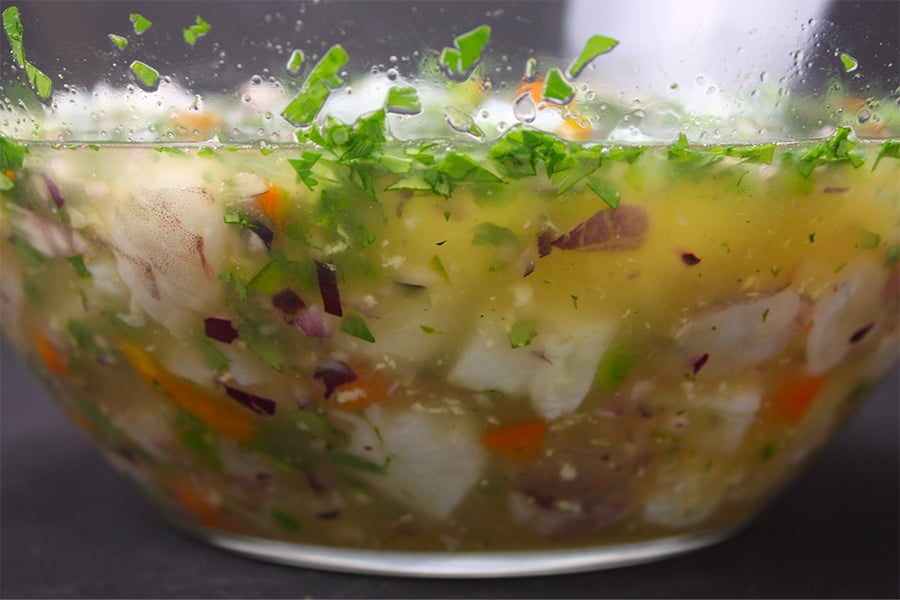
(1, 0, 897, 576)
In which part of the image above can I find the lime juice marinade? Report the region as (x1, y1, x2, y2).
(1, 128, 897, 550)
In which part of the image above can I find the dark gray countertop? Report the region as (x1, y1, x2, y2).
(1, 339, 898, 599)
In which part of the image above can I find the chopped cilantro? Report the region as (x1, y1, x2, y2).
(508, 319, 538, 349)
(130, 60, 160, 90)
(287, 151, 322, 190)
(2, 7, 53, 99)
(429, 255, 451, 284)
(270, 509, 301, 531)
(439, 25, 491, 80)
(282, 45, 349, 126)
(385, 85, 422, 115)
(0, 173, 12, 191)
(377, 154, 413, 174)
(435, 151, 502, 184)
(420, 325, 442, 334)
(341, 314, 375, 343)
(541, 68, 574, 105)
(872, 140, 900, 171)
(567, 35, 619, 77)
(240, 323, 284, 371)
(108, 34, 128, 50)
(176, 411, 222, 469)
(595, 348, 635, 390)
(129, 13, 152, 35)
(67, 255, 91, 278)
(587, 177, 621, 209)
(472, 222, 519, 247)
(713, 143, 777, 165)
(386, 174, 431, 192)
(11, 237, 44, 269)
(551, 149, 602, 194)
(197, 338, 229, 371)
(760, 440, 782, 461)
(0, 135, 27, 172)
(762, 308, 770, 322)
(286, 49, 305, 75)
(197, 148, 218, 158)
(330, 450, 389, 474)
(798, 126, 864, 178)
(839, 52, 858, 72)
(183, 16, 210, 46)
(860, 230, 881, 249)
(886, 245, 900, 265)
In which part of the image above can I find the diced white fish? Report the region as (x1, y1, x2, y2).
(106, 187, 228, 333)
(447, 324, 537, 396)
(805, 262, 889, 376)
(675, 288, 801, 375)
(9, 205, 90, 258)
(687, 380, 762, 454)
(643, 463, 726, 528)
(337, 405, 485, 519)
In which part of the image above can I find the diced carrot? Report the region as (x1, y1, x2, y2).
(763, 375, 826, 425)
(119, 341, 256, 443)
(516, 80, 544, 105)
(482, 419, 546, 461)
(170, 110, 221, 140)
(255, 184, 289, 225)
(330, 366, 393, 412)
(556, 114, 592, 142)
(33, 333, 68, 374)
(4, 170, 14, 181)
(169, 478, 227, 529)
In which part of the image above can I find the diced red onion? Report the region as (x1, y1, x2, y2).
(223, 384, 277, 415)
(681, 252, 701, 266)
(537, 228, 555, 258)
(297, 304, 334, 339)
(42, 174, 65, 208)
(692, 353, 710, 375)
(248, 220, 274, 249)
(551, 205, 648, 252)
(313, 360, 357, 398)
(272, 288, 305, 315)
(849, 322, 875, 344)
(316, 260, 343, 316)
(204, 317, 239, 344)
(823, 186, 850, 194)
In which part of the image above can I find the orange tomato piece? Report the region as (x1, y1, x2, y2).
(255, 184, 289, 224)
(764, 375, 826, 425)
(169, 478, 227, 529)
(482, 419, 546, 461)
(34, 333, 68, 374)
(330, 366, 393, 412)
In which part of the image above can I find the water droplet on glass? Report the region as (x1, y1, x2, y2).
(386, 68, 399, 81)
(251, 75, 262, 85)
(444, 107, 485, 138)
(513, 92, 537, 123)
(857, 109, 870, 123)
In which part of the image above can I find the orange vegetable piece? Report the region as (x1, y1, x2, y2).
(330, 366, 393, 412)
(169, 478, 227, 529)
(255, 184, 289, 224)
(556, 114, 592, 142)
(482, 419, 546, 461)
(764, 375, 826, 425)
(119, 341, 256, 443)
(4, 169, 14, 182)
(34, 333, 68, 374)
(170, 110, 221, 140)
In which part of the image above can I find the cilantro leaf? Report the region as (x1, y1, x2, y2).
(286, 49, 305, 75)
(108, 34, 128, 50)
(541, 68, 574, 105)
(567, 35, 618, 78)
(341, 314, 375, 343)
(587, 177, 621, 209)
(429, 254, 451, 283)
(385, 85, 422, 115)
(873, 140, 900, 171)
(287, 151, 322, 190)
(3, 7, 53, 100)
(508, 320, 538, 348)
(0, 135, 27, 171)
(130, 60, 160, 90)
(798, 126, 864, 178)
(472, 222, 519, 247)
(435, 152, 502, 183)
(282, 45, 349, 126)
(839, 52, 858, 72)
(183, 16, 210, 46)
(439, 25, 491, 80)
(129, 13, 152, 35)
(551, 149, 602, 194)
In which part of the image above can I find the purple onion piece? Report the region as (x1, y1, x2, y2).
(43, 174, 65, 208)
(849, 322, 875, 344)
(313, 360, 357, 398)
(537, 228, 555, 258)
(315, 260, 343, 316)
(823, 186, 851, 194)
(204, 317, 239, 344)
(681, 252, 701, 266)
(223, 384, 277, 415)
(273, 288, 305, 315)
(692, 353, 710, 375)
(248, 221, 274, 249)
(551, 205, 648, 252)
(297, 304, 334, 339)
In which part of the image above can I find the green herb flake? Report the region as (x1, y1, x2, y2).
(12, 237, 44, 269)
(176, 411, 222, 469)
(341, 314, 376, 343)
(798, 126, 864, 178)
(570, 294, 579, 309)
(844, 381, 869, 406)
(130, 60, 160, 90)
(872, 140, 900, 171)
(839, 52, 858, 72)
(594, 348, 635, 390)
(886, 245, 900, 265)
(129, 13, 152, 35)
(65, 320, 96, 351)
(108, 34, 128, 50)
(420, 325, 442, 334)
(587, 177, 621, 209)
(809, 232, 816, 244)
(286, 49, 305, 75)
(439, 25, 491, 79)
(541, 67, 575, 105)
(197, 338, 229, 371)
(287, 151, 322, 190)
(472, 222, 519, 247)
(429, 255, 451, 284)
(508, 319, 538, 349)
(567, 35, 619, 78)
(67, 255, 91, 278)
(183, 16, 210, 45)
(0, 172, 12, 191)
(330, 449, 389, 474)
(860, 230, 881, 249)
(270, 509, 301, 531)
(281, 45, 349, 126)
(3, 7, 53, 99)
(762, 308, 770, 322)
(0, 135, 27, 172)
(197, 148, 218, 158)
(760, 440, 782, 461)
(385, 85, 422, 116)
(240, 325, 284, 371)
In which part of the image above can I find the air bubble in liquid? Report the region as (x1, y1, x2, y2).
(513, 92, 537, 123)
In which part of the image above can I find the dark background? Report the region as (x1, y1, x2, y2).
(2, 339, 897, 599)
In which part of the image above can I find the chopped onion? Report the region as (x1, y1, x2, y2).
(849, 322, 875, 344)
(316, 260, 343, 316)
(272, 288, 305, 316)
(204, 317, 238, 344)
(550, 205, 648, 252)
(223, 384, 277, 415)
(313, 360, 357, 398)
(681, 252, 701, 266)
(43, 174, 65, 208)
(297, 304, 334, 339)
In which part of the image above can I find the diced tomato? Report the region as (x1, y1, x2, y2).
(763, 375, 826, 425)
(33, 333, 68, 375)
(482, 419, 546, 461)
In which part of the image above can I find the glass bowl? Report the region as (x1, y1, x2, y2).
(1, 0, 897, 577)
